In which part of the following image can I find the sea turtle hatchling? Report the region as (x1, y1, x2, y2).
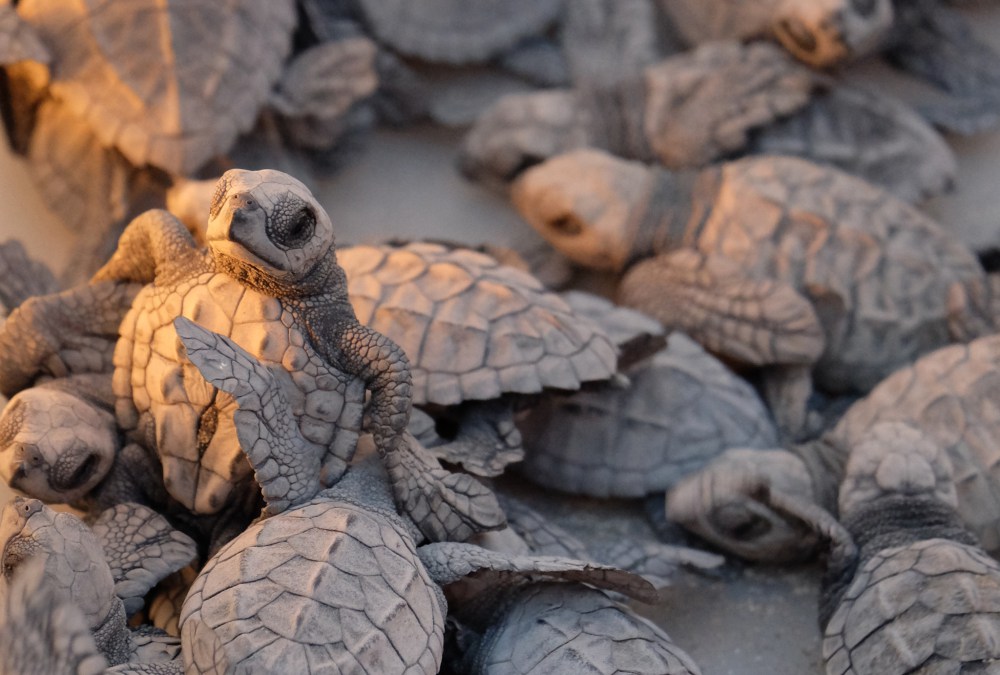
(460, 40, 955, 203)
(770, 423, 1000, 674)
(519, 298, 779, 500)
(84, 168, 501, 543)
(513, 149, 993, 435)
(0, 497, 197, 672)
(173, 317, 661, 674)
(338, 241, 619, 478)
(657, 0, 894, 68)
(668, 331, 1000, 562)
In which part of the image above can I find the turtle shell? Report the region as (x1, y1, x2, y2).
(340, 242, 617, 407)
(823, 538, 1000, 674)
(115, 266, 366, 515)
(520, 332, 778, 498)
(355, 0, 561, 64)
(465, 582, 700, 674)
(179, 496, 444, 674)
(828, 334, 1000, 553)
(17, 0, 297, 174)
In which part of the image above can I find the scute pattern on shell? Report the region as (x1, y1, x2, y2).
(18, 0, 298, 174)
(340, 242, 618, 406)
(355, 0, 561, 64)
(828, 334, 1000, 553)
(180, 498, 444, 674)
(822, 538, 1000, 675)
(466, 582, 702, 675)
(521, 332, 778, 498)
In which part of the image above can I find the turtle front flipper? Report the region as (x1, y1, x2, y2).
(0, 281, 140, 396)
(90, 504, 197, 618)
(0, 240, 58, 314)
(331, 320, 506, 542)
(0, 559, 109, 675)
(92, 210, 202, 286)
(173, 317, 321, 516)
(618, 249, 825, 437)
(421, 399, 524, 478)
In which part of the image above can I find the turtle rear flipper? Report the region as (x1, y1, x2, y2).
(90, 504, 198, 618)
(0, 559, 109, 675)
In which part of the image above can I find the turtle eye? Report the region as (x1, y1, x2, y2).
(270, 207, 316, 250)
(549, 214, 584, 236)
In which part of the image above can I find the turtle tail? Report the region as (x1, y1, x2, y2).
(337, 322, 506, 542)
(174, 317, 321, 515)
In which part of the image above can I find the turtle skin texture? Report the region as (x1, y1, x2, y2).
(179, 495, 444, 675)
(823, 538, 1000, 674)
(340, 242, 617, 407)
(461, 582, 701, 675)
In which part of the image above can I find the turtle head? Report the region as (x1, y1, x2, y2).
(0, 498, 116, 630)
(838, 422, 958, 522)
(666, 448, 821, 563)
(772, 0, 892, 67)
(206, 169, 336, 287)
(511, 150, 654, 272)
(458, 91, 591, 189)
(0, 389, 117, 504)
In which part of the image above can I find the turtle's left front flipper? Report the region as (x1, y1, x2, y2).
(332, 321, 506, 542)
(0, 281, 140, 397)
(89, 504, 197, 618)
(886, 3, 1000, 134)
(0, 240, 59, 315)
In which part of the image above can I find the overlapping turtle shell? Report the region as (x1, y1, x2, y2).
(355, 0, 562, 64)
(340, 242, 618, 407)
(823, 538, 1000, 674)
(179, 496, 444, 674)
(17, 0, 297, 174)
(520, 332, 778, 498)
(827, 333, 1000, 553)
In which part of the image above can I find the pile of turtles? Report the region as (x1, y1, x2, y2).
(1, 0, 1000, 673)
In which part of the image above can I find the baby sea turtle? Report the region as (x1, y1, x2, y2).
(0, 497, 196, 671)
(668, 332, 1000, 562)
(460, 40, 955, 202)
(520, 319, 779, 499)
(513, 149, 992, 435)
(87, 169, 501, 544)
(339, 242, 618, 477)
(657, 0, 894, 67)
(174, 317, 656, 674)
(774, 423, 1000, 674)
(0, 0, 377, 281)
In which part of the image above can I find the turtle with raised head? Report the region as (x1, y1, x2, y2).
(513, 149, 992, 436)
(460, 40, 954, 202)
(173, 316, 665, 674)
(0, 497, 197, 672)
(657, 0, 894, 68)
(767, 422, 1000, 674)
(668, 332, 1000, 563)
(77, 168, 500, 544)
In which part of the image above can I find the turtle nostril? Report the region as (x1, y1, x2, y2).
(851, 0, 878, 18)
(229, 193, 257, 212)
(776, 17, 819, 54)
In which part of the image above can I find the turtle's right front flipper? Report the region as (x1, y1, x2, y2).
(92, 210, 202, 285)
(0, 281, 140, 396)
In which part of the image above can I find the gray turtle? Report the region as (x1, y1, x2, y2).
(0, 497, 197, 672)
(520, 297, 779, 499)
(668, 332, 1000, 563)
(82, 169, 502, 544)
(460, 40, 955, 203)
(772, 423, 1000, 674)
(513, 149, 992, 436)
(173, 316, 664, 674)
(339, 242, 618, 478)
(657, 0, 894, 67)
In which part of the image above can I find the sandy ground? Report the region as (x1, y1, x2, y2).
(1, 9, 999, 673)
